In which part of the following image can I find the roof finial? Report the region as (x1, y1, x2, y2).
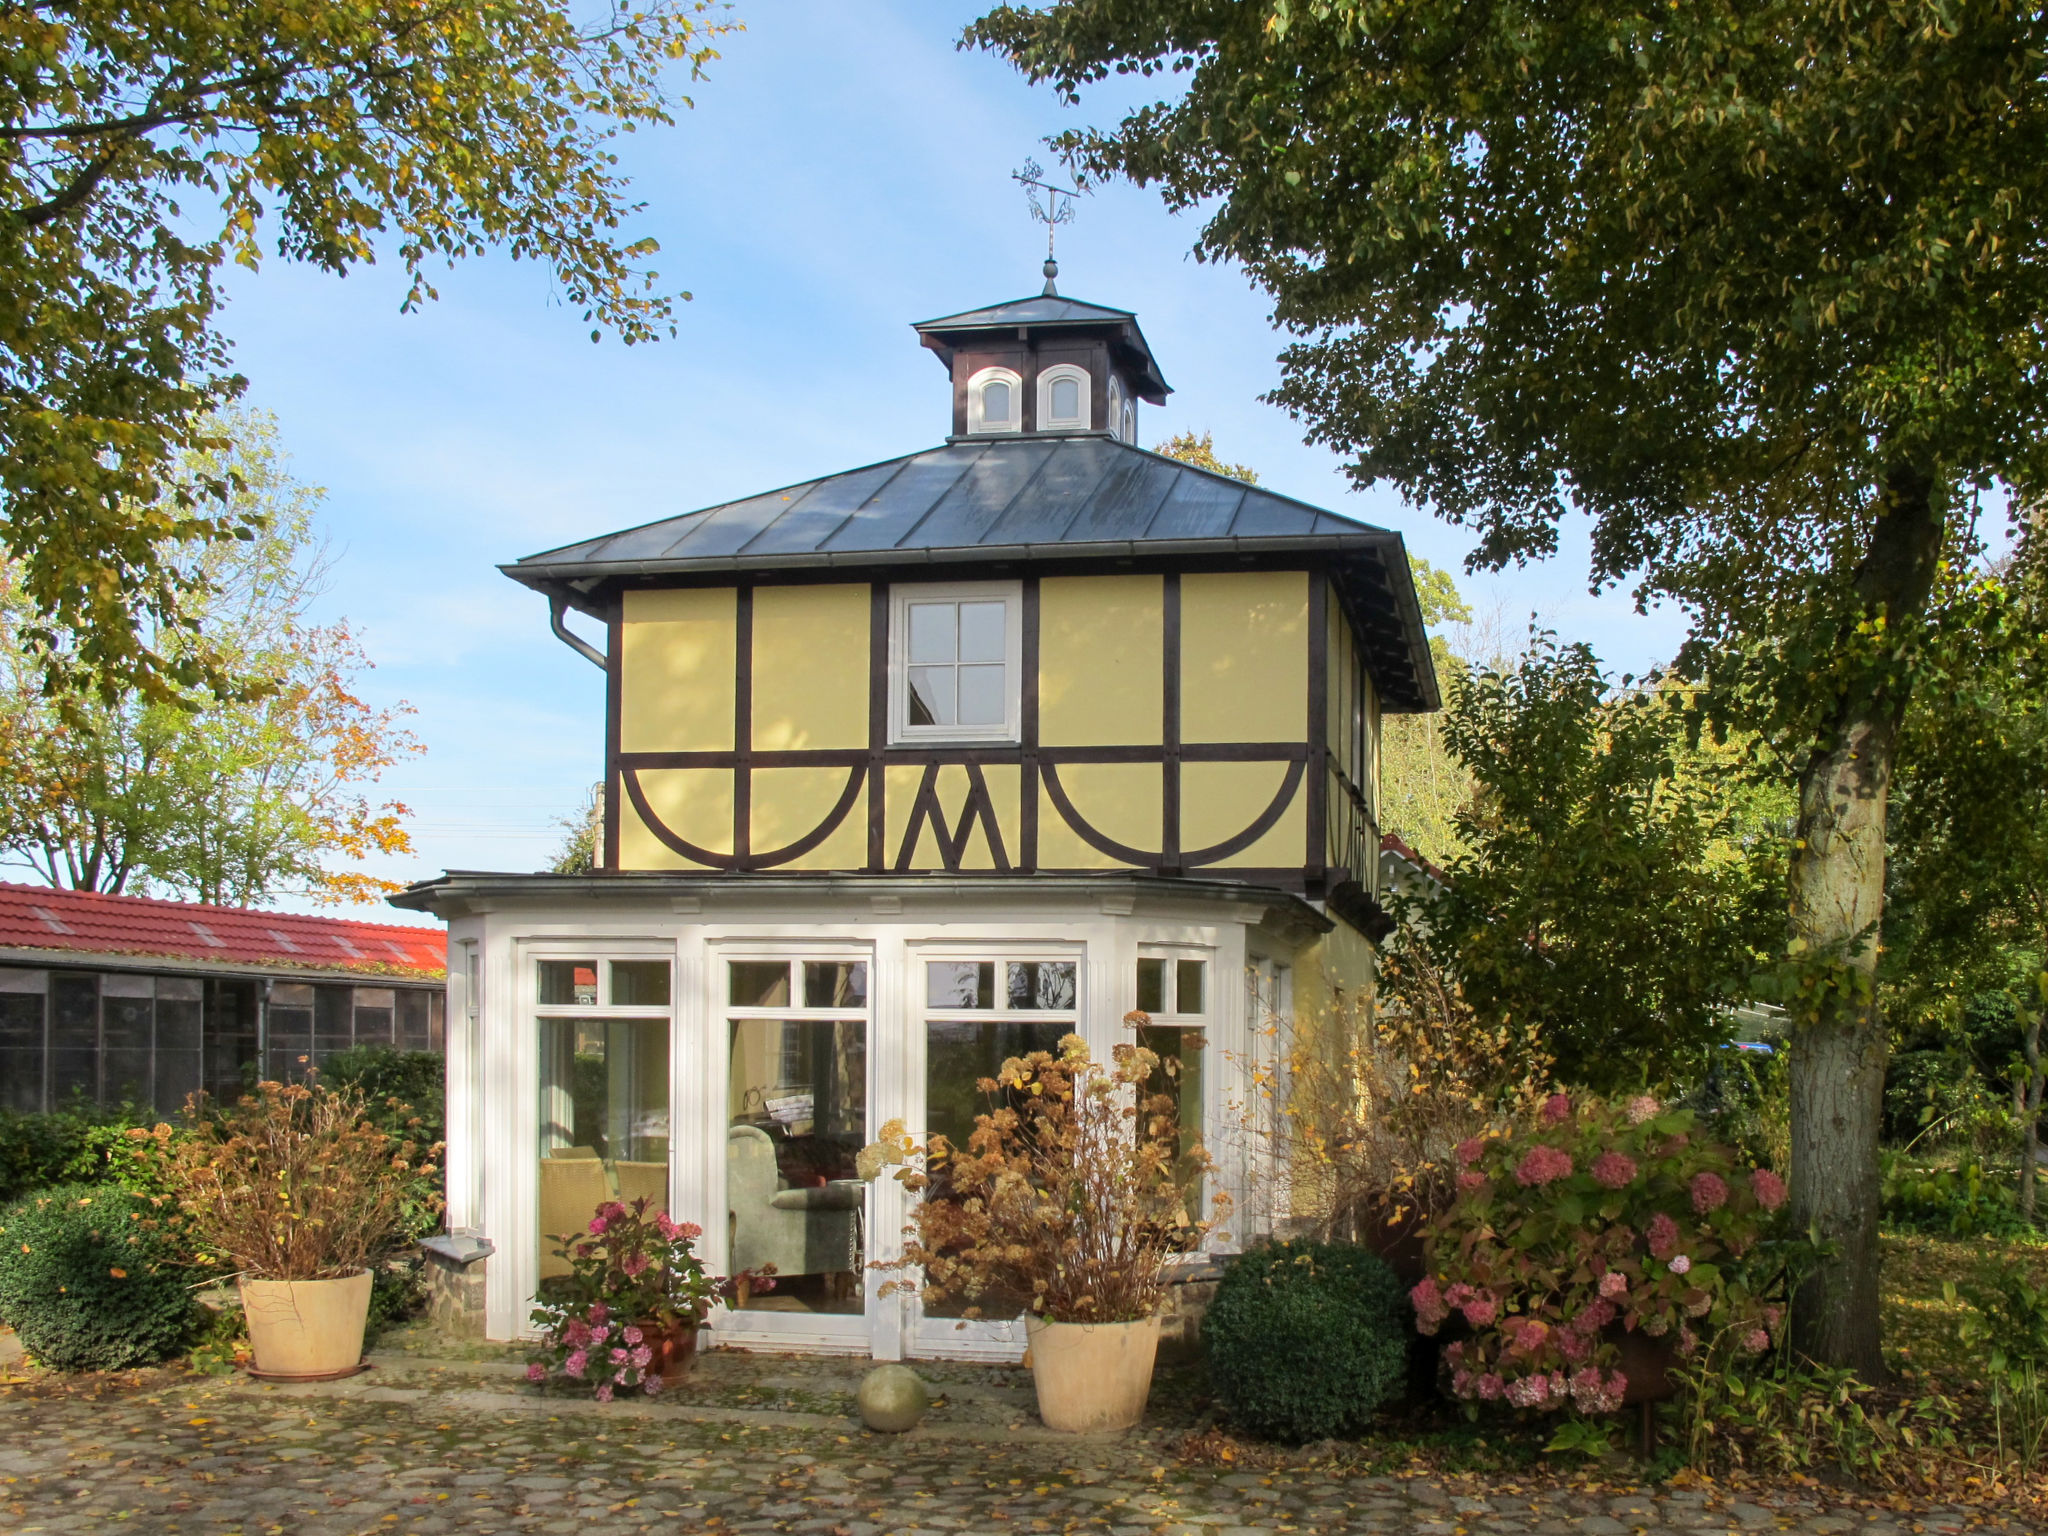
(1015, 159, 1079, 298)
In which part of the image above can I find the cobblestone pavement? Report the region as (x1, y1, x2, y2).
(0, 1354, 2036, 1536)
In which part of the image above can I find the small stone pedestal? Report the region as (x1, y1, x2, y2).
(418, 1232, 494, 1338)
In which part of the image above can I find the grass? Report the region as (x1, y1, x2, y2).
(1881, 1227, 2048, 1388)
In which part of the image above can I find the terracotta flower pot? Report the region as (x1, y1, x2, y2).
(643, 1320, 699, 1381)
(240, 1271, 372, 1380)
(1608, 1324, 1680, 1405)
(1025, 1314, 1161, 1433)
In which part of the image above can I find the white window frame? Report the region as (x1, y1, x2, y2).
(887, 579, 1024, 746)
(965, 366, 1023, 434)
(1122, 398, 1137, 444)
(1036, 363, 1092, 432)
(1106, 373, 1127, 441)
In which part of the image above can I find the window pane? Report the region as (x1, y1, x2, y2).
(803, 961, 867, 1009)
(353, 987, 396, 1011)
(956, 664, 1005, 726)
(1138, 1023, 1207, 1238)
(0, 992, 43, 1113)
(729, 962, 791, 1008)
(51, 974, 97, 1104)
(907, 602, 956, 663)
(1050, 376, 1080, 420)
(926, 961, 995, 1010)
(907, 666, 953, 726)
(982, 380, 1011, 423)
(728, 1017, 866, 1314)
(396, 990, 433, 1052)
(539, 1016, 670, 1284)
(957, 601, 1005, 662)
(1136, 959, 1166, 1016)
(1176, 960, 1207, 1017)
(538, 960, 597, 1007)
(1007, 961, 1077, 1012)
(611, 961, 671, 1007)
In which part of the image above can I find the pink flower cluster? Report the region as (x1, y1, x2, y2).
(1749, 1169, 1787, 1212)
(1597, 1270, 1630, 1300)
(1568, 1367, 1628, 1414)
(1625, 1094, 1660, 1124)
(1690, 1171, 1728, 1214)
(1444, 1281, 1498, 1327)
(1591, 1150, 1638, 1189)
(1540, 1093, 1573, 1126)
(1513, 1144, 1575, 1187)
(1646, 1211, 1680, 1260)
(1409, 1276, 1450, 1333)
(1455, 1137, 1487, 1166)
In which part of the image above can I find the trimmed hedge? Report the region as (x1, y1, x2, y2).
(0, 1183, 195, 1371)
(1203, 1240, 1410, 1443)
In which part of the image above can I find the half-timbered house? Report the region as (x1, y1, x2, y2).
(395, 277, 1440, 1355)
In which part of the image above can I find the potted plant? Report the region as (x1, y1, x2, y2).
(163, 1080, 434, 1379)
(874, 1031, 1224, 1432)
(527, 1197, 763, 1400)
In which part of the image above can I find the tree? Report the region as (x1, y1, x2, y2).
(1377, 561, 1476, 860)
(1395, 632, 1784, 1090)
(550, 784, 606, 875)
(0, 412, 420, 906)
(1153, 429, 1259, 483)
(971, 0, 2048, 1372)
(1, 1, 734, 703)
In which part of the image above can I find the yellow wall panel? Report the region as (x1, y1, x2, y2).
(616, 768, 731, 868)
(883, 765, 925, 868)
(1037, 763, 1159, 869)
(752, 584, 869, 750)
(621, 588, 736, 752)
(750, 766, 867, 870)
(1180, 761, 1307, 869)
(981, 763, 1021, 868)
(1038, 574, 1163, 747)
(1180, 571, 1308, 744)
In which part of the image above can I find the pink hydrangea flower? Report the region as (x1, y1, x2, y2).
(1455, 1137, 1486, 1166)
(622, 1325, 643, 1347)
(563, 1350, 588, 1379)
(1459, 1292, 1499, 1327)
(1678, 1325, 1698, 1356)
(588, 1302, 609, 1325)
(1557, 1329, 1590, 1362)
(1744, 1328, 1770, 1353)
(631, 1345, 653, 1369)
(1591, 1151, 1638, 1189)
(1750, 1169, 1788, 1212)
(1690, 1171, 1729, 1214)
(590, 1324, 611, 1345)
(588, 1214, 610, 1235)
(1763, 1304, 1783, 1329)
(643, 1374, 664, 1396)
(1540, 1092, 1572, 1125)
(594, 1382, 614, 1403)
(1477, 1373, 1504, 1401)
(611, 1347, 630, 1364)
(1646, 1212, 1680, 1260)
(565, 1319, 592, 1348)
(1668, 1253, 1692, 1275)
(1514, 1144, 1574, 1186)
(1505, 1317, 1550, 1356)
(1451, 1367, 1474, 1398)
(1457, 1171, 1488, 1194)
(656, 1214, 682, 1241)
(622, 1252, 650, 1278)
(1572, 1298, 1617, 1333)
(526, 1362, 546, 1383)
(1410, 1276, 1450, 1333)
(1626, 1094, 1660, 1124)
(1598, 1270, 1630, 1299)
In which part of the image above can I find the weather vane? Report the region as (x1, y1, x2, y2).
(1014, 159, 1081, 295)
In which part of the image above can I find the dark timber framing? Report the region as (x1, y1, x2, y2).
(606, 556, 1379, 892)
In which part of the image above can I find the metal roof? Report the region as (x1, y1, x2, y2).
(505, 438, 1440, 711)
(913, 294, 1138, 329)
(912, 291, 1171, 401)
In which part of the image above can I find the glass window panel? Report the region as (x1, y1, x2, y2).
(353, 1007, 394, 1049)
(100, 972, 153, 999)
(0, 1048, 42, 1113)
(1122, 403, 1135, 441)
(428, 991, 446, 1053)
(610, 961, 671, 1007)
(155, 976, 202, 1003)
(1050, 376, 1080, 420)
(1136, 959, 1166, 1016)
(104, 1049, 152, 1108)
(267, 1005, 314, 1083)
(153, 1047, 201, 1118)
(728, 1017, 867, 1314)
(1137, 1023, 1207, 1238)
(803, 961, 867, 1009)
(313, 986, 353, 1061)
(396, 990, 433, 1052)
(51, 975, 97, 1103)
(981, 380, 1011, 423)
(926, 961, 995, 1011)
(539, 1016, 670, 1284)
(907, 602, 956, 664)
(1176, 960, 1207, 1016)
(156, 995, 202, 1053)
(204, 979, 259, 1101)
(907, 666, 953, 726)
(0, 988, 43, 1049)
(353, 987, 396, 1011)
(0, 967, 47, 994)
(728, 962, 791, 1008)
(956, 665, 1005, 726)
(1007, 961, 1076, 1012)
(538, 960, 597, 1007)
(957, 601, 1006, 663)
(269, 983, 314, 1009)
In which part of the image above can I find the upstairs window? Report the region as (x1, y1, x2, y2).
(889, 581, 1022, 744)
(1107, 374, 1128, 441)
(966, 366, 1022, 434)
(1036, 364, 1092, 431)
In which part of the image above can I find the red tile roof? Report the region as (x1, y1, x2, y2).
(0, 882, 445, 979)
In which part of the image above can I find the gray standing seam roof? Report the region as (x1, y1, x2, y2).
(505, 437, 1440, 711)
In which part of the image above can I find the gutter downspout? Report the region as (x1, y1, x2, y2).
(549, 595, 608, 671)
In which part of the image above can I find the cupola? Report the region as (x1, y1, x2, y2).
(911, 262, 1172, 443)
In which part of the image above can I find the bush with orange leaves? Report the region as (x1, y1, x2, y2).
(872, 1034, 1226, 1323)
(157, 1080, 437, 1281)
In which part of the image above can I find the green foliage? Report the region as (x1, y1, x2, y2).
(1882, 1154, 2031, 1240)
(1417, 1095, 1794, 1413)
(1950, 1257, 2048, 1474)
(0, 1099, 174, 1204)
(1675, 1358, 1960, 1486)
(0, 1183, 195, 1371)
(1151, 430, 1258, 484)
(184, 1302, 248, 1376)
(0, 1, 734, 704)
(318, 1047, 446, 1146)
(549, 783, 605, 875)
(1542, 1417, 1618, 1462)
(0, 410, 421, 905)
(1203, 1241, 1410, 1443)
(1394, 633, 1783, 1089)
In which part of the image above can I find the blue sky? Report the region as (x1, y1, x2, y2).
(223, 1, 1693, 920)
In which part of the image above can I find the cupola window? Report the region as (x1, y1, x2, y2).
(1106, 374, 1127, 441)
(966, 366, 1022, 434)
(1036, 364, 1091, 432)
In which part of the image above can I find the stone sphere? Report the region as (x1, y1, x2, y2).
(857, 1364, 930, 1433)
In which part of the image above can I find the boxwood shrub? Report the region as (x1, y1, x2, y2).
(0, 1183, 195, 1371)
(1203, 1240, 1410, 1442)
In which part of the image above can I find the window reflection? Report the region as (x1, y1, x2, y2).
(538, 1016, 670, 1282)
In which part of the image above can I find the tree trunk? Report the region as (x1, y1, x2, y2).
(1787, 461, 1944, 1377)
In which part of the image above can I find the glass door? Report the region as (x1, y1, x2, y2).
(906, 948, 1080, 1359)
(718, 952, 872, 1346)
